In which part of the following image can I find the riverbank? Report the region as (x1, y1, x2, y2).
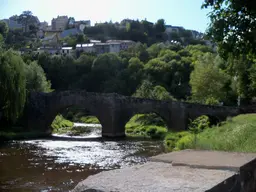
(2, 114, 256, 154)
(167, 114, 256, 153)
(48, 113, 256, 153)
(0, 131, 50, 143)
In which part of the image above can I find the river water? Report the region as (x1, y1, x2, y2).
(0, 123, 165, 192)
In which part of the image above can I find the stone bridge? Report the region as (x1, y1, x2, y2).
(22, 91, 242, 137)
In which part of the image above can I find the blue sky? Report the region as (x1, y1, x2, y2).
(0, 0, 211, 32)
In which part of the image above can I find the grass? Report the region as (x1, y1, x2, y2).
(51, 114, 74, 130)
(164, 114, 256, 153)
(79, 116, 100, 124)
(64, 109, 100, 124)
(125, 114, 168, 139)
(52, 126, 94, 135)
(192, 114, 256, 152)
(51, 114, 98, 135)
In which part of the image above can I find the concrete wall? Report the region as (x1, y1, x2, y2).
(207, 158, 256, 192)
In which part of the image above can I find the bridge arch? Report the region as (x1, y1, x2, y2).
(24, 91, 120, 136)
(24, 91, 241, 138)
(125, 113, 168, 136)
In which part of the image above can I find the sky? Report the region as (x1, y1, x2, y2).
(0, 0, 211, 33)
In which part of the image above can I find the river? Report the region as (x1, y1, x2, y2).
(0, 123, 165, 191)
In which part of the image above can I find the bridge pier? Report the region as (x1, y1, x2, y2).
(169, 102, 188, 131)
(96, 107, 126, 138)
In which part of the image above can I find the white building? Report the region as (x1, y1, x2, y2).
(75, 20, 91, 31)
(61, 47, 74, 55)
(90, 40, 101, 44)
(106, 40, 135, 51)
(165, 25, 184, 34)
(109, 43, 121, 53)
(37, 47, 61, 55)
(76, 43, 95, 53)
(39, 21, 48, 30)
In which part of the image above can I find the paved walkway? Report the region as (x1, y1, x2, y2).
(72, 150, 256, 192)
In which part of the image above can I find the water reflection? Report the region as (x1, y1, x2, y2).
(21, 139, 161, 169)
(0, 125, 165, 191)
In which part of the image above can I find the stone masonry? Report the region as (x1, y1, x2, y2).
(22, 91, 242, 137)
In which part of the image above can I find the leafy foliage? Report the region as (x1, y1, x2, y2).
(51, 114, 74, 130)
(202, 0, 256, 57)
(0, 50, 26, 122)
(133, 80, 175, 100)
(25, 61, 52, 92)
(0, 49, 51, 125)
(189, 115, 210, 134)
(0, 21, 9, 38)
(190, 53, 230, 104)
(184, 114, 256, 152)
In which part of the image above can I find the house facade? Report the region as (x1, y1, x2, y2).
(165, 25, 184, 34)
(106, 40, 135, 51)
(61, 47, 75, 55)
(39, 21, 48, 30)
(52, 16, 68, 31)
(37, 47, 61, 55)
(94, 43, 110, 54)
(76, 43, 95, 53)
(41, 33, 61, 48)
(189, 30, 204, 39)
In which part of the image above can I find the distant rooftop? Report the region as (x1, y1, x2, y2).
(60, 28, 82, 38)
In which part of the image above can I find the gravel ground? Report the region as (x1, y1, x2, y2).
(71, 162, 235, 192)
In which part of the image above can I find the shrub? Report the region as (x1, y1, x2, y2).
(205, 97, 220, 105)
(51, 115, 74, 130)
(175, 134, 194, 150)
(80, 116, 100, 124)
(164, 132, 180, 150)
(189, 115, 210, 134)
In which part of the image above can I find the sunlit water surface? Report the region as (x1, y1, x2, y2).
(0, 124, 165, 191)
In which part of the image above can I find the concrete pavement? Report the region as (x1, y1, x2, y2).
(72, 150, 256, 192)
(150, 149, 256, 171)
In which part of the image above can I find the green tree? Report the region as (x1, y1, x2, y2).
(155, 19, 166, 33)
(91, 53, 123, 92)
(151, 85, 174, 100)
(0, 50, 26, 122)
(190, 53, 230, 104)
(17, 11, 39, 33)
(133, 80, 154, 99)
(25, 61, 52, 92)
(0, 21, 9, 38)
(147, 43, 162, 59)
(0, 34, 4, 47)
(226, 54, 254, 102)
(144, 58, 170, 86)
(202, 0, 256, 57)
(76, 34, 86, 44)
(133, 80, 173, 100)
